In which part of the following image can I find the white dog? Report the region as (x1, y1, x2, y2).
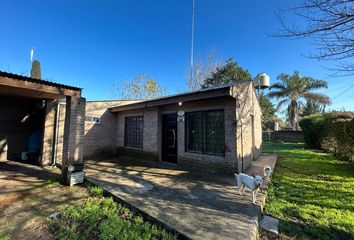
(235, 173, 264, 204)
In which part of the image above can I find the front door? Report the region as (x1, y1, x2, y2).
(162, 113, 177, 163)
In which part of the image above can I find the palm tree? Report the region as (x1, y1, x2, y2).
(268, 71, 330, 130)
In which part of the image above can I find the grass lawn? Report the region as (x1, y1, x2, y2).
(263, 142, 354, 240)
(50, 183, 176, 240)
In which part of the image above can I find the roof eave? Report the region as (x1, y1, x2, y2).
(110, 87, 234, 112)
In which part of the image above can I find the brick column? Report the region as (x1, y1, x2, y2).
(41, 100, 56, 166)
(61, 96, 86, 170)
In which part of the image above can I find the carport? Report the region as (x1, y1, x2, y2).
(0, 71, 85, 182)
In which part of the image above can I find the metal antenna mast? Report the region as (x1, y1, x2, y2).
(190, 0, 195, 82)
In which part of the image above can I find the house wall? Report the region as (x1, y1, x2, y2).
(233, 82, 262, 172)
(83, 100, 139, 158)
(115, 97, 238, 173)
(116, 107, 159, 160)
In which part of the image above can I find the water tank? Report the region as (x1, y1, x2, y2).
(254, 73, 270, 89)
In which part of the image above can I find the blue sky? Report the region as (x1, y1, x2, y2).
(0, 0, 353, 111)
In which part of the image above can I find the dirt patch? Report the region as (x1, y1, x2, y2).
(0, 161, 88, 240)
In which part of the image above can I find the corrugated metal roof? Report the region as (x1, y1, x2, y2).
(0, 70, 82, 91)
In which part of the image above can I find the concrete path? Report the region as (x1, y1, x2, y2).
(85, 154, 277, 240)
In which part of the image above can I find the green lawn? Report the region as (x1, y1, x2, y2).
(50, 183, 176, 240)
(263, 142, 354, 240)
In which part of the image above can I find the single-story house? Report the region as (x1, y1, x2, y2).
(0, 71, 86, 176)
(83, 81, 262, 173)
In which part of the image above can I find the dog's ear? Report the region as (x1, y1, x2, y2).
(252, 174, 255, 178)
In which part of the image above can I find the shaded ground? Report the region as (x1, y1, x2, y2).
(85, 153, 277, 240)
(263, 142, 354, 240)
(0, 160, 88, 240)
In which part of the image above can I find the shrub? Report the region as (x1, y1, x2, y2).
(299, 111, 354, 160)
(298, 114, 324, 148)
(88, 185, 104, 197)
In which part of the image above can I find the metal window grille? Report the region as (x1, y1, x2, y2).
(186, 110, 224, 155)
(85, 115, 101, 124)
(124, 116, 144, 148)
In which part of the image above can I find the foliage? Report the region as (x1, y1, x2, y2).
(275, 0, 354, 75)
(51, 195, 176, 240)
(30, 60, 41, 79)
(88, 185, 104, 197)
(258, 93, 276, 129)
(300, 100, 324, 117)
(0, 234, 10, 240)
(202, 58, 251, 88)
(263, 142, 354, 240)
(185, 51, 221, 91)
(112, 73, 166, 100)
(298, 114, 323, 148)
(299, 111, 354, 159)
(268, 71, 330, 130)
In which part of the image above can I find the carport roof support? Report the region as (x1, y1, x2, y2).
(0, 71, 82, 99)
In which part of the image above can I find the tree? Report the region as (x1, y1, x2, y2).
(30, 60, 41, 79)
(112, 73, 166, 100)
(275, 0, 354, 75)
(268, 71, 330, 130)
(258, 93, 276, 129)
(301, 100, 325, 117)
(185, 51, 221, 91)
(202, 58, 252, 88)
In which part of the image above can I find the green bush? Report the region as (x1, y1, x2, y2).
(298, 114, 324, 148)
(299, 111, 354, 160)
(88, 185, 104, 197)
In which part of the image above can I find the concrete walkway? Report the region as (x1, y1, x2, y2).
(85, 154, 277, 240)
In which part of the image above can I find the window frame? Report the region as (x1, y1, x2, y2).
(124, 115, 144, 149)
(185, 109, 225, 156)
(85, 115, 101, 124)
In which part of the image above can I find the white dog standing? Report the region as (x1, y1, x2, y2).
(234, 166, 271, 204)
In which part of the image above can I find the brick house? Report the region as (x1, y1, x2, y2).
(0, 71, 85, 177)
(84, 81, 262, 173)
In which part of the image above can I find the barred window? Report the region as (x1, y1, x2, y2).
(186, 110, 225, 155)
(124, 116, 144, 148)
(85, 115, 101, 124)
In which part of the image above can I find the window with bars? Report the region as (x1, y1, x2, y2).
(124, 116, 144, 148)
(85, 115, 101, 124)
(185, 110, 225, 155)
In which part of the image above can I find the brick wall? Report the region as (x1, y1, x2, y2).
(263, 130, 304, 142)
(116, 97, 239, 173)
(62, 96, 86, 167)
(233, 82, 263, 172)
(116, 107, 159, 156)
(84, 100, 139, 158)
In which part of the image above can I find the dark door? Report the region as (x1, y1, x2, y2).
(162, 113, 177, 163)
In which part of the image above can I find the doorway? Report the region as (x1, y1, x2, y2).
(162, 113, 177, 163)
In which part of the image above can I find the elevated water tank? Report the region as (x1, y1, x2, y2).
(254, 73, 270, 89)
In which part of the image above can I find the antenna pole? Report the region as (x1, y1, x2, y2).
(190, 0, 195, 82)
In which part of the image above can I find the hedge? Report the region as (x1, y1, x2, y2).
(299, 111, 354, 160)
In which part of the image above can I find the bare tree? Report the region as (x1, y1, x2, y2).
(111, 73, 166, 100)
(185, 51, 221, 91)
(275, 0, 354, 75)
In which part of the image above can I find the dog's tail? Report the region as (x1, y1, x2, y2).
(234, 173, 239, 186)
